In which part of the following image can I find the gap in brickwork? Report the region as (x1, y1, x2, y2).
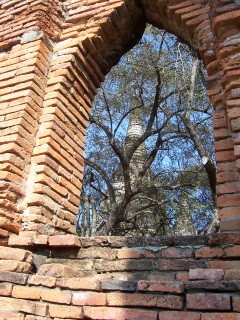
(78, 25, 217, 238)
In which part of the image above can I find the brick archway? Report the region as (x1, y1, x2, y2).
(0, 0, 240, 235)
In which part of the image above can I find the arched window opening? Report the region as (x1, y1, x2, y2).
(78, 26, 217, 237)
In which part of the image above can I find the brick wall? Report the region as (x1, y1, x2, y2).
(0, 0, 240, 235)
(0, 233, 240, 319)
(1, 1, 240, 318)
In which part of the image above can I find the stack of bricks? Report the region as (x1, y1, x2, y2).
(0, 0, 240, 236)
(0, 234, 240, 319)
(1, 0, 240, 236)
(0, 0, 146, 236)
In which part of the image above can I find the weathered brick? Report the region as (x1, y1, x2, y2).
(195, 246, 224, 258)
(0, 311, 25, 320)
(0, 270, 28, 284)
(201, 313, 240, 320)
(48, 235, 80, 247)
(224, 245, 240, 257)
(8, 234, 33, 246)
(95, 259, 153, 272)
(37, 263, 78, 278)
(77, 247, 116, 260)
(209, 260, 240, 270)
(107, 292, 157, 307)
(0, 246, 33, 263)
(157, 294, 183, 309)
(0, 260, 32, 273)
(101, 280, 136, 292)
(41, 288, 72, 304)
(208, 233, 240, 246)
(225, 269, 240, 280)
(83, 306, 157, 320)
(161, 247, 193, 258)
(233, 296, 240, 312)
(59, 277, 101, 291)
(12, 285, 41, 300)
(176, 272, 189, 282)
(0, 296, 48, 316)
(72, 291, 106, 306)
(185, 280, 240, 291)
(156, 259, 206, 271)
(187, 293, 231, 310)
(25, 316, 47, 320)
(189, 269, 224, 281)
(0, 282, 13, 296)
(159, 311, 201, 320)
(117, 248, 157, 259)
(138, 280, 184, 293)
(28, 274, 56, 287)
(48, 304, 83, 319)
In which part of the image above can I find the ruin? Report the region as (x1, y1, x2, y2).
(0, 0, 240, 319)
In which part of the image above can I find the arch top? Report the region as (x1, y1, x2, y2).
(58, 0, 214, 74)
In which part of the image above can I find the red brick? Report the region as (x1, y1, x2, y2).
(138, 280, 184, 293)
(157, 295, 183, 309)
(77, 247, 117, 260)
(214, 138, 234, 151)
(216, 150, 235, 162)
(24, 316, 46, 320)
(201, 313, 240, 320)
(224, 245, 240, 257)
(37, 263, 78, 278)
(208, 233, 240, 245)
(49, 304, 83, 319)
(187, 293, 231, 310)
(0, 227, 9, 237)
(189, 269, 224, 281)
(72, 292, 106, 306)
(48, 235, 80, 247)
(161, 247, 193, 258)
(217, 182, 240, 194)
(59, 277, 100, 291)
(0, 296, 48, 316)
(28, 274, 56, 287)
(117, 248, 157, 259)
(217, 194, 240, 208)
(0, 246, 33, 263)
(0, 311, 24, 320)
(107, 292, 157, 307)
(233, 296, 240, 312)
(0, 271, 28, 284)
(218, 207, 240, 219)
(220, 218, 240, 231)
(209, 260, 240, 270)
(195, 246, 224, 258)
(32, 234, 48, 245)
(0, 260, 32, 273)
(0, 283, 13, 296)
(12, 285, 41, 300)
(84, 306, 157, 320)
(176, 272, 189, 282)
(225, 269, 240, 280)
(156, 259, 205, 271)
(159, 311, 201, 320)
(8, 234, 33, 246)
(41, 288, 71, 304)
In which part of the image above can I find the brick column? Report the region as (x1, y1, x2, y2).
(0, 0, 145, 235)
(209, 1, 240, 232)
(0, 34, 53, 234)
